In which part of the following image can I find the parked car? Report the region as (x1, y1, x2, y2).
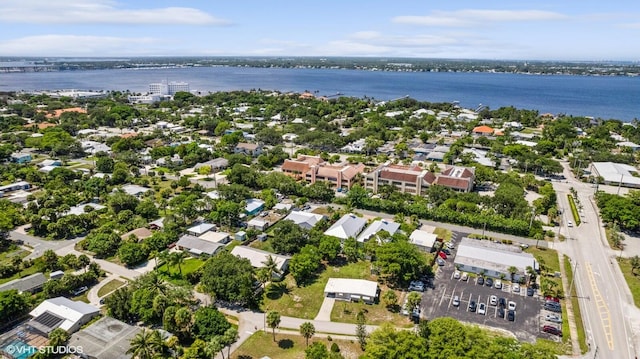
(498, 297, 506, 308)
(567, 220, 573, 227)
(401, 297, 410, 316)
(485, 278, 493, 287)
(438, 251, 447, 260)
(544, 302, 562, 313)
(498, 307, 505, 318)
(442, 248, 451, 255)
(436, 258, 445, 266)
(72, 286, 88, 296)
(477, 276, 484, 285)
(508, 301, 517, 311)
(542, 325, 562, 336)
(445, 242, 455, 250)
(408, 281, 425, 292)
(545, 314, 562, 323)
(461, 272, 469, 281)
(507, 310, 516, 321)
(454, 271, 461, 279)
(512, 283, 520, 293)
(527, 287, 535, 296)
(452, 296, 460, 307)
(494, 279, 502, 289)
(545, 296, 560, 303)
(489, 295, 498, 306)
(478, 303, 486, 315)
(469, 300, 477, 312)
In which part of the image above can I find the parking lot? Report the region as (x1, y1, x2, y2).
(419, 231, 562, 342)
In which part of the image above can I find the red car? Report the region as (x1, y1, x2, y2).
(438, 251, 447, 260)
(545, 296, 560, 303)
(542, 325, 562, 337)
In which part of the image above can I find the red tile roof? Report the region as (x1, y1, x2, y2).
(379, 170, 419, 183)
(44, 107, 87, 119)
(472, 125, 494, 134)
(282, 160, 311, 173)
(434, 177, 471, 190)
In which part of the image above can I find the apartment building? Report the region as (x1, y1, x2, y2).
(364, 163, 475, 195)
(281, 155, 365, 189)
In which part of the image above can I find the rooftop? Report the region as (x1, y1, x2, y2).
(324, 278, 378, 298)
(356, 219, 400, 243)
(230, 246, 290, 271)
(324, 214, 367, 240)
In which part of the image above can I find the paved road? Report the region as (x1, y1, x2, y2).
(9, 227, 84, 260)
(553, 160, 639, 359)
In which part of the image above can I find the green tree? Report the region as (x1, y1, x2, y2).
(374, 240, 427, 285)
(289, 245, 322, 286)
(361, 323, 427, 359)
(305, 342, 330, 359)
(262, 255, 281, 280)
(355, 310, 368, 350)
(192, 306, 232, 342)
(201, 252, 256, 305)
(317, 235, 341, 262)
(300, 322, 316, 347)
(127, 329, 164, 359)
(266, 310, 281, 342)
(342, 237, 360, 262)
(271, 220, 309, 254)
(381, 290, 398, 310)
(406, 291, 422, 313)
(631, 255, 640, 275)
(220, 327, 239, 359)
(48, 327, 70, 349)
(119, 242, 149, 267)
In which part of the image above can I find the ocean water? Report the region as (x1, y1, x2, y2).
(1, 66, 638, 121)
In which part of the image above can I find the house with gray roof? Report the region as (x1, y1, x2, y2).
(0, 273, 47, 294)
(175, 235, 225, 257)
(356, 219, 400, 243)
(323, 214, 366, 240)
(230, 246, 290, 279)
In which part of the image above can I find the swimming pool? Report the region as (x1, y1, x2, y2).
(1, 340, 37, 359)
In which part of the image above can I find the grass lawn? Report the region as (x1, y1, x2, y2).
(433, 227, 452, 241)
(330, 291, 413, 328)
(249, 238, 276, 253)
(567, 195, 581, 226)
(231, 331, 363, 359)
(97, 279, 126, 297)
(525, 246, 563, 297)
(72, 292, 90, 303)
(157, 257, 205, 283)
(617, 257, 640, 307)
(0, 247, 27, 263)
(563, 255, 588, 353)
(262, 261, 371, 320)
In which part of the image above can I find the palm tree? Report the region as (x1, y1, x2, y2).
(262, 255, 281, 280)
(507, 266, 518, 283)
(526, 266, 537, 286)
(299, 322, 315, 347)
(266, 311, 281, 342)
(127, 329, 163, 359)
(205, 336, 224, 359)
(157, 250, 170, 273)
(169, 251, 187, 277)
(222, 327, 239, 358)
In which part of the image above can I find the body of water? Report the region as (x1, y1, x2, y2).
(1, 67, 639, 121)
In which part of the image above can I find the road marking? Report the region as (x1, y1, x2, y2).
(585, 262, 614, 350)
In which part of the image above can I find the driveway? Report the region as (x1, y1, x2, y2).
(314, 297, 335, 321)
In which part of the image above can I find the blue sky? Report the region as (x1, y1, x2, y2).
(0, 0, 639, 60)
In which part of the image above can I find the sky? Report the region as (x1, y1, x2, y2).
(0, 0, 639, 60)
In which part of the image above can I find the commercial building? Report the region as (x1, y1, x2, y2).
(28, 297, 99, 335)
(409, 229, 438, 252)
(149, 80, 190, 95)
(324, 214, 367, 240)
(433, 166, 475, 192)
(324, 278, 379, 304)
(230, 246, 290, 279)
(364, 163, 435, 196)
(281, 155, 365, 190)
(590, 162, 640, 188)
(454, 238, 538, 281)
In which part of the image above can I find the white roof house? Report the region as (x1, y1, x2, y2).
(590, 162, 640, 188)
(198, 231, 231, 244)
(324, 214, 366, 240)
(176, 235, 225, 256)
(64, 203, 106, 216)
(284, 211, 326, 230)
(409, 229, 438, 251)
(230, 246, 290, 277)
(454, 238, 538, 281)
(28, 297, 99, 334)
(119, 184, 151, 197)
(187, 223, 216, 236)
(324, 278, 379, 304)
(356, 219, 400, 243)
(245, 198, 265, 214)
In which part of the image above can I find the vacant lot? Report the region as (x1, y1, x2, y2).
(231, 331, 362, 359)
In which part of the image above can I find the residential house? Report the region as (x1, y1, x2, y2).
(28, 297, 99, 335)
(148, 217, 165, 230)
(356, 219, 400, 243)
(230, 246, 290, 279)
(10, 152, 31, 164)
(187, 222, 216, 237)
(234, 142, 263, 157)
(324, 278, 379, 304)
(175, 235, 225, 257)
(245, 199, 265, 216)
(194, 158, 229, 173)
(409, 230, 438, 252)
(71, 317, 142, 359)
(119, 184, 151, 197)
(39, 159, 62, 167)
(198, 231, 231, 244)
(284, 211, 326, 230)
(0, 181, 31, 196)
(120, 227, 153, 241)
(472, 125, 494, 136)
(324, 214, 366, 240)
(247, 218, 270, 231)
(0, 273, 47, 294)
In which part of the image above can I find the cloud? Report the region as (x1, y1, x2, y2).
(393, 9, 566, 27)
(0, 35, 163, 56)
(0, 0, 229, 25)
(619, 22, 640, 29)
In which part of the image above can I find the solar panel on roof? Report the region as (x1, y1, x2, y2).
(33, 312, 64, 329)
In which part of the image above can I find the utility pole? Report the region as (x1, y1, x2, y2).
(618, 173, 623, 195)
(529, 208, 535, 230)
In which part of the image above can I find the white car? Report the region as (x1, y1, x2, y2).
(508, 301, 517, 311)
(567, 220, 573, 227)
(545, 314, 562, 323)
(454, 271, 461, 279)
(495, 279, 502, 289)
(445, 242, 455, 249)
(478, 303, 486, 315)
(452, 296, 460, 307)
(461, 272, 469, 281)
(513, 283, 520, 293)
(489, 295, 498, 306)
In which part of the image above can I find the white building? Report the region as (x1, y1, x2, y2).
(324, 278, 379, 304)
(454, 238, 538, 281)
(356, 219, 400, 243)
(28, 297, 99, 334)
(409, 229, 438, 252)
(590, 162, 640, 188)
(149, 80, 190, 95)
(284, 211, 326, 230)
(230, 246, 290, 279)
